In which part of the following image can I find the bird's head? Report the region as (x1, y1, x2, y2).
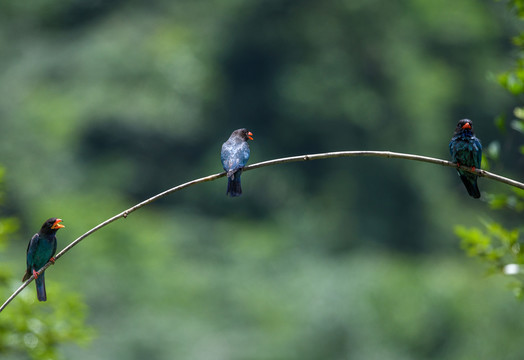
(40, 218, 65, 234)
(454, 119, 474, 134)
(233, 128, 254, 141)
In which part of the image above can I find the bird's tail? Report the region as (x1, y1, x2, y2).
(227, 172, 242, 197)
(460, 174, 481, 199)
(35, 272, 47, 302)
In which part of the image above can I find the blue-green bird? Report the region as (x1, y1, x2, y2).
(22, 218, 65, 301)
(449, 119, 482, 198)
(221, 128, 253, 197)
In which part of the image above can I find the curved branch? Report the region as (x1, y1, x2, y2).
(1, 150, 522, 312)
(244, 151, 524, 190)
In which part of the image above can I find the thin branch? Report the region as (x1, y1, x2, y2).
(244, 151, 524, 190)
(1, 150, 522, 312)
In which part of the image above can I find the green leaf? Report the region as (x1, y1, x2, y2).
(494, 114, 506, 133)
(514, 107, 524, 120)
(481, 154, 490, 171)
(489, 193, 509, 209)
(512, 187, 524, 199)
(506, 74, 524, 94)
(486, 222, 519, 246)
(455, 225, 492, 257)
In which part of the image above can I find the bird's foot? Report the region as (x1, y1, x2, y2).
(32, 270, 39, 279)
(49, 257, 56, 264)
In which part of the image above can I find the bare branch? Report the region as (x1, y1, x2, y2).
(1, 150, 522, 312)
(243, 151, 524, 190)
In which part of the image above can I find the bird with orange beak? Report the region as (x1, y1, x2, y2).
(23, 218, 65, 301)
(449, 119, 482, 198)
(221, 128, 254, 197)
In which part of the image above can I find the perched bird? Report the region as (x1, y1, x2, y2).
(22, 218, 65, 301)
(449, 119, 482, 198)
(221, 128, 254, 197)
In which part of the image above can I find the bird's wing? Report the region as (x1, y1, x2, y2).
(474, 137, 482, 168)
(26, 233, 39, 265)
(221, 142, 250, 172)
(449, 138, 457, 161)
(221, 145, 235, 170)
(239, 142, 250, 167)
(52, 235, 57, 257)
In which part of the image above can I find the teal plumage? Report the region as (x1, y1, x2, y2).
(449, 119, 482, 198)
(22, 218, 64, 301)
(221, 128, 253, 197)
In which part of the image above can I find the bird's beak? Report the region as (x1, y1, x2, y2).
(51, 219, 65, 229)
(462, 122, 471, 130)
(247, 131, 254, 141)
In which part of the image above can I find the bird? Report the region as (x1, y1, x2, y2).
(449, 119, 482, 198)
(221, 128, 254, 197)
(22, 218, 65, 301)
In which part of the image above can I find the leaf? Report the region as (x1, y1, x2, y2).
(486, 141, 501, 160)
(514, 107, 524, 120)
(481, 154, 490, 171)
(512, 187, 524, 199)
(489, 193, 509, 209)
(494, 114, 506, 133)
(510, 119, 524, 134)
(455, 226, 492, 257)
(504, 73, 524, 94)
(486, 222, 520, 246)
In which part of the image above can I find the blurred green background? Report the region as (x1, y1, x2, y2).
(0, 0, 524, 359)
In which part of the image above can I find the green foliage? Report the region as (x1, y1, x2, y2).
(496, 0, 524, 109)
(0, 284, 93, 360)
(455, 142, 524, 293)
(497, 0, 524, 98)
(457, 221, 524, 298)
(455, 0, 524, 299)
(498, 71, 524, 95)
(457, 222, 522, 267)
(0, 168, 93, 359)
(504, 0, 524, 18)
(487, 188, 524, 211)
(510, 108, 524, 137)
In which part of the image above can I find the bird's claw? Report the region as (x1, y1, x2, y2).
(32, 270, 39, 279)
(49, 257, 56, 264)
